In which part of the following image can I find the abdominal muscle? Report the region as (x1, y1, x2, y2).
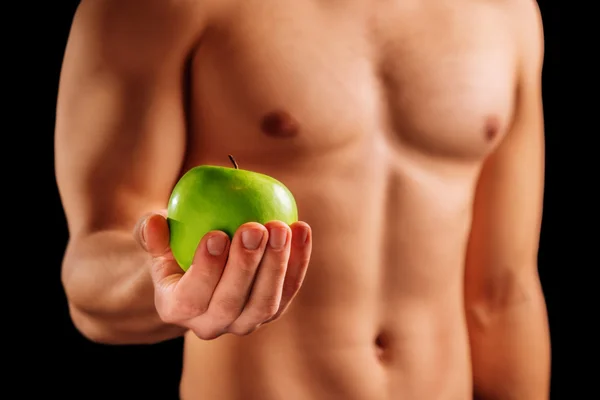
(178, 136, 477, 400)
(180, 295, 472, 400)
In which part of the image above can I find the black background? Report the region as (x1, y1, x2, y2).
(27, 1, 560, 398)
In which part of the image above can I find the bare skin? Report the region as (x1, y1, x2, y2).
(55, 0, 550, 399)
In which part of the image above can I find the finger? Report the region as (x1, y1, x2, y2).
(229, 221, 291, 335)
(269, 221, 311, 320)
(140, 212, 182, 288)
(134, 212, 170, 257)
(135, 211, 187, 323)
(150, 257, 187, 324)
(196, 223, 267, 335)
(171, 231, 230, 320)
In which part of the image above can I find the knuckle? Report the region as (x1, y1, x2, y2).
(270, 260, 288, 275)
(238, 260, 258, 275)
(193, 326, 225, 341)
(233, 257, 260, 277)
(213, 297, 243, 322)
(150, 259, 171, 281)
(303, 254, 312, 266)
(230, 324, 258, 336)
(157, 305, 179, 324)
(296, 253, 311, 267)
(252, 297, 280, 321)
(282, 278, 302, 297)
(159, 297, 207, 323)
(175, 298, 208, 319)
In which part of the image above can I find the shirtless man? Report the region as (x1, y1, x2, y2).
(55, 0, 551, 399)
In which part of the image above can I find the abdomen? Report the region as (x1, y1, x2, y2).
(180, 142, 476, 400)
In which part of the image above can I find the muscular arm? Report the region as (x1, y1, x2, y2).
(56, 0, 204, 344)
(465, 2, 550, 399)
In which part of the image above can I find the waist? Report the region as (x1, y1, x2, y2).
(180, 300, 472, 400)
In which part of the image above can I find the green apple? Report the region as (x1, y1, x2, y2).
(167, 155, 298, 271)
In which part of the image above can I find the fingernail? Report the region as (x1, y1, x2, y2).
(207, 235, 227, 256)
(269, 228, 287, 250)
(294, 227, 309, 246)
(242, 229, 264, 250)
(139, 219, 148, 246)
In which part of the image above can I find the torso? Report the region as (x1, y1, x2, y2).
(179, 0, 518, 398)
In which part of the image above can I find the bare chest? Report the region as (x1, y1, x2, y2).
(191, 0, 517, 163)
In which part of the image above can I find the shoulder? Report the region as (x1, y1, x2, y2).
(73, 0, 208, 29)
(69, 0, 216, 69)
(506, 0, 545, 75)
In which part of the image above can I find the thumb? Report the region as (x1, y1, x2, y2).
(134, 212, 185, 291)
(134, 211, 170, 256)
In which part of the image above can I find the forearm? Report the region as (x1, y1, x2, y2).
(467, 274, 551, 400)
(62, 229, 186, 344)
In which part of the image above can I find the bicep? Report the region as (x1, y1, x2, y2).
(465, 0, 545, 301)
(467, 88, 544, 268)
(466, 102, 544, 287)
(55, 0, 198, 236)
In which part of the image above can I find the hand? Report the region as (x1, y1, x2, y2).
(134, 211, 312, 340)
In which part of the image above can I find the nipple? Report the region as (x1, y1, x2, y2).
(484, 116, 501, 142)
(260, 110, 300, 137)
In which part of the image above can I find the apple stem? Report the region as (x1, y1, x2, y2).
(228, 154, 239, 169)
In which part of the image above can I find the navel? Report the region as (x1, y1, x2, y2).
(484, 116, 501, 142)
(260, 110, 300, 138)
(374, 331, 392, 363)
